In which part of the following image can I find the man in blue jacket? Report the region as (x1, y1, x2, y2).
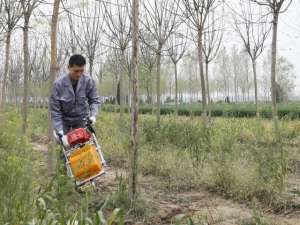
(49, 54, 101, 142)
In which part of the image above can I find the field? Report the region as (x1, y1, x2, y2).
(1, 108, 300, 224)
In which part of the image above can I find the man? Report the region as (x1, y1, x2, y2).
(50, 54, 101, 141)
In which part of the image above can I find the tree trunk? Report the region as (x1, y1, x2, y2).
(174, 62, 178, 115)
(22, 16, 30, 133)
(128, 73, 132, 112)
(271, 12, 279, 120)
(128, 0, 140, 203)
(156, 51, 162, 127)
(48, 0, 60, 174)
(150, 69, 155, 115)
(252, 58, 259, 117)
(234, 75, 238, 103)
(89, 58, 94, 78)
(119, 50, 126, 128)
(205, 60, 211, 117)
(1, 32, 11, 111)
(247, 75, 250, 102)
(197, 29, 207, 121)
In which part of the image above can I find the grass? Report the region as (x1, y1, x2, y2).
(0, 109, 128, 224)
(1, 107, 300, 224)
(94, 110, 299, 209)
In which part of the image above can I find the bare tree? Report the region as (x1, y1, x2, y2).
(128, 0, 140, 203)
(106, 49, 122, 106)
(181, 0, 216, 123)
(102, 0, 131, 128)
(251, 0, 291, 120)
(231, 46, 240, 102)
(20, 0, 40, 133)
(0, 0, 22, 111)
(29, 39, 49, 108)
(141, 0, 180, 126)
(233, 0, 270, 116)
(215, 46, 231, 99)
(140, 37, 156, 111)
(64, 0, 104, 79)
(9, 49, 22, 106)
(48, 0, 60, 174)
(167, 33, 187, 115)
(202, 6, 223, 115)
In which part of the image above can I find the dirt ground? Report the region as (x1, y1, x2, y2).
(31, 142, 300, 225)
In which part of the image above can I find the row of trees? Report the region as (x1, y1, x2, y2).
(0, 0, 294, 202)
(158, 47, 295, 104)
(0, 0, 294, 124)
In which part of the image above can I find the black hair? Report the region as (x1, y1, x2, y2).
(69, 54, 86, 67)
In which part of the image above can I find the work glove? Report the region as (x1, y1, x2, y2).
(53, 130, 69, 147)
(88, 116, 96, 125)
(61, 135, 69, 147)
(53, 130, 64, 143)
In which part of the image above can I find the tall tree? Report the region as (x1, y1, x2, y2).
(140, 38, 156, 111)
(181, 0, 216, 123)
(141, 0, 180, 126)
(167, 33, 187, 115)
(102, 0, 131, 128)
(231, 46, 240, 102)
(252, 0, 292, 191)
(0, 0, 22, 111)
(128, 0, 140, 203)
(48, 0, 60, 174)
(203, 6, 223, 115)
(262, 52, 296, 102)
(20, 0, 40, 133)
(215, 47, 231, 99)
(238, 50, 251, 102)
(233, 0, 270, 116)
(251, 0, 292, 120)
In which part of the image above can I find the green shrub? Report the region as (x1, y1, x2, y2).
(102, 103, 300, 119)
(106, 174, 148, 218)
(139, 116, 292, 207)
(0, 113, 35, 224)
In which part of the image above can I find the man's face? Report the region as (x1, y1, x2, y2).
(68, 65, 85, 80)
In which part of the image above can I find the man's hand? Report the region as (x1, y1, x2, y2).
(61, 135, 69, 147)
(53, 130, 64, 143)
(88, 116, 96, 125)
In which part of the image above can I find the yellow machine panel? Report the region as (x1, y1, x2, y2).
(69, 144, 103, 181)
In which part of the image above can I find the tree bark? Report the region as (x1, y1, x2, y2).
(174, 62, 178, 115)
(197, 29, 207, 121)
(271, 12, 279, 120)
(156, 51, 162, 127)
(48, 0, 60, 174)
(119, 50, 126, 128)
(205, 60, 212, 117)
(89, 58, 94, 78)
(128, 0, 140, 203)
(1, 32, 11, 111)
(252, 58, 259, 117)
(22, 16, 30, 133)
(150, 69, 155, 115)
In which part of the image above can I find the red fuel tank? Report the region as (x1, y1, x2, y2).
(66, 128, 91, 146)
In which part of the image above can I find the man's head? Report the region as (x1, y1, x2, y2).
(68, 54, 86, 80)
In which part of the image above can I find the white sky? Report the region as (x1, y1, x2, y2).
(278, 0, 300, 93)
